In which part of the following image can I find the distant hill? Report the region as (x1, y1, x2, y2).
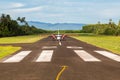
(28, 21, 86, 30)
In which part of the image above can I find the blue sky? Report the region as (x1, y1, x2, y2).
(1, 0, 120, 24)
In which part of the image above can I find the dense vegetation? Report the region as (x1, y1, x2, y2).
(82, 19, 120, 36)
(0, 14, 46, 37)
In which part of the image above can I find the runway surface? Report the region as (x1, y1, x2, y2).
(0, 36, 120, 80)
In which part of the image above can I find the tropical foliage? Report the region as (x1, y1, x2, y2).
(82, 19, 120, 36)
(0, 14, 46, 37)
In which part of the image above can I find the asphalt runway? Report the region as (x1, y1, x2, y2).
(0, 36, 120, 80)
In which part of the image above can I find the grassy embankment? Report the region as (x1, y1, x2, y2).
(72, 33, 120, 54)
(0, 35, 46, 59)
(0, 35, 46, 44)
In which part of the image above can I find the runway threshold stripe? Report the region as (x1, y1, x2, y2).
(3, 51, 31, 63)
(95, 51, 120, 62)
(36, 50, 54, 62)
(74, 50, 101, 62)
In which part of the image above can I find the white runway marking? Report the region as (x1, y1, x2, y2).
(3, 51, 31, 63)
(59, 41, 62, 46)
(74, 50, 101, 62)
(36, 50, 54, 62)
(95, 51, 120, 62)
(67, 46, 83, 49)
(42, 46, 57, 49)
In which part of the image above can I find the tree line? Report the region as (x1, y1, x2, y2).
(82, 19, 120, 36)
(0, 14, 46, 37)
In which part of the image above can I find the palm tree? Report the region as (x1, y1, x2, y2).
(109, 19, 112, 25)
(98, 21, 101, 24)
(17, 17, 28, 25)
(118, 20, 120, 26)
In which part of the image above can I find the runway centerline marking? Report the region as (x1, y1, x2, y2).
(74, 50, 101, 62)
(95, 51, 120, 62)
(56, 66, 68, 80)
(3, 51, 31, 63)
(59, 41, 62, 46)
(67, 46, 83, 49)
(36, 50, 54, 62)
(42, 46, 57, 49)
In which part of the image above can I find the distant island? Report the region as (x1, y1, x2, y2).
(28, 21, 86, 30)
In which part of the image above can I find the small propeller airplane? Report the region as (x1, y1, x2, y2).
(50, 29, 67, 41)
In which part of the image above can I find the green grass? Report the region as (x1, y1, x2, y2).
(0, 46, 21, 59)
(0, 35, 46, 44)
(0, 35, 47, 58)
(72, 34, 120, 54)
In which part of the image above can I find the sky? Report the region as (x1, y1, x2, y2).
(1, 0, 120, 24)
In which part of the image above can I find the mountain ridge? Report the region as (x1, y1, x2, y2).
(28, 21, 86, 30)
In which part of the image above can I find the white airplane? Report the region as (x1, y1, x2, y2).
(50, 29, 67, 41)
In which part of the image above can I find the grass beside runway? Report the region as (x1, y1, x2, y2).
(0, 35, 46, 59)
(0, 35, 46, 44)
(72, 34, 120, 54)
(0, 46, 21, 59)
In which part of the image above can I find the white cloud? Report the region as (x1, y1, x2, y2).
(14, 6, 43, 12)
(11, 3, 25, 8)
(0, 2, 25, 10)
(3, 6, 43, 14)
